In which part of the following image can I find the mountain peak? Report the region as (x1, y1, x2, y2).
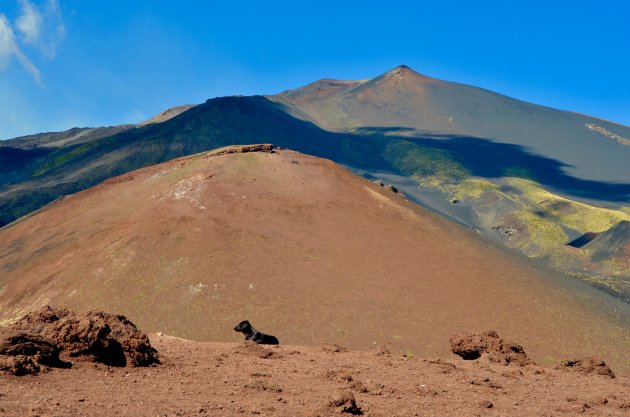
(381, 64, 428, 80)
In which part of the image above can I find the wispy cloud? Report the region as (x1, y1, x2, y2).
(0, 13, 42, 84)
(0, 0, 65, 85)
(17, 0, 65, 57)
(16, 0, 43, 44)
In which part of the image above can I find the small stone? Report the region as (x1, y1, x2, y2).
(329, 390, 362, 414)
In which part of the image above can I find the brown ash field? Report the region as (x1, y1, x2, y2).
(1, 333, 629, 417)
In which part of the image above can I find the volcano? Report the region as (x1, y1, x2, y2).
(1, 145, 629, 372)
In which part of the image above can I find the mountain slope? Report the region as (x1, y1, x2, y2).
(1, 67, 628, 301)
(585, 221, 630, 277)
(1, 146, 630, 372)
(586, 220, 630, 259)
(272, 65, 630, 185)
(0, 95, 403, 228)
(0, 125, 132, 185)
(1, 125, 133, 150)
(272, 66, 630, 298)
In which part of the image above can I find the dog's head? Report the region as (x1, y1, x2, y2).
(234, 320, 252, 333)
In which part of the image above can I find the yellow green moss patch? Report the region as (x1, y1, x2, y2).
(513, 209, 568, 256)
(447, 178, 500, 201)
(505, 177, 630, 233)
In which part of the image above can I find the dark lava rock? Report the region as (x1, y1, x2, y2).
(209, 143, 274, 157)
(0, 329, 70, 375)
(556, 356, 615, 379)
(492, 225, 518, 237)
(10, 306, 159, 367)
(449, 330, 533, 366)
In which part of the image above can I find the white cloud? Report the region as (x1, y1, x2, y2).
(0, 1, 65, 85)
(16, 0, 65, 58)
(0, 14, 42, 85)
(16, 0, 43, 44)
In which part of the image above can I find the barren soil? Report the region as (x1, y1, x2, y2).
(1, 334, 629, 417)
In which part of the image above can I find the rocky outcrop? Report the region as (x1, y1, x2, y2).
(557, 356, 615, 379)
(0, 329, 70, 375)
(449, 330, 533, 366)
(206, 144, 274, 157)
(6, 307, 159, 371)
(585, 123, 630, 146)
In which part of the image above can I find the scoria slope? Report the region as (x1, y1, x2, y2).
(1, 146, 630, 372)
(272, 66, 630, 299)
(272, 65, 630, 186)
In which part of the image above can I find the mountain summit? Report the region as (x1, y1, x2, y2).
(381, 64, 429, 79)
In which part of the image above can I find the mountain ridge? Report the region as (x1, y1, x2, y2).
(1, 66, 629, 301)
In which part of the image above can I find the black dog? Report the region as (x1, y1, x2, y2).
(233, 320, 279, 345)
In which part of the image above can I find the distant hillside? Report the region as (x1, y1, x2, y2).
(0, 125, 133, 218)
(1, 125, 133, 150)
(0, 95, 379, 227)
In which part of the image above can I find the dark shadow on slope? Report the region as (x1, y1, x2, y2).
(567, 232, 600, 248)
(352, 126, 630, 202)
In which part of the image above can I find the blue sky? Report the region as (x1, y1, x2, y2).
(1, 0, 629, 139)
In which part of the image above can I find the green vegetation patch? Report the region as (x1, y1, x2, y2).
(501, 166, 535, 180)
(384, 140, 470, 182)
(513, 208, 568, 256)
(543, 246, 588, 271)
(414, 176, 499, 201)
(505, 177, 630, 233)
(32, 135, 118, 177)
(447, 178, 500, 201)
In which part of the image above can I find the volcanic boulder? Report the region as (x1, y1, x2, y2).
(449, 330, 533, 366)
(557, 356, 615, 379)
(0, 329, 70, 375)
(10, 306, 159, 367)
